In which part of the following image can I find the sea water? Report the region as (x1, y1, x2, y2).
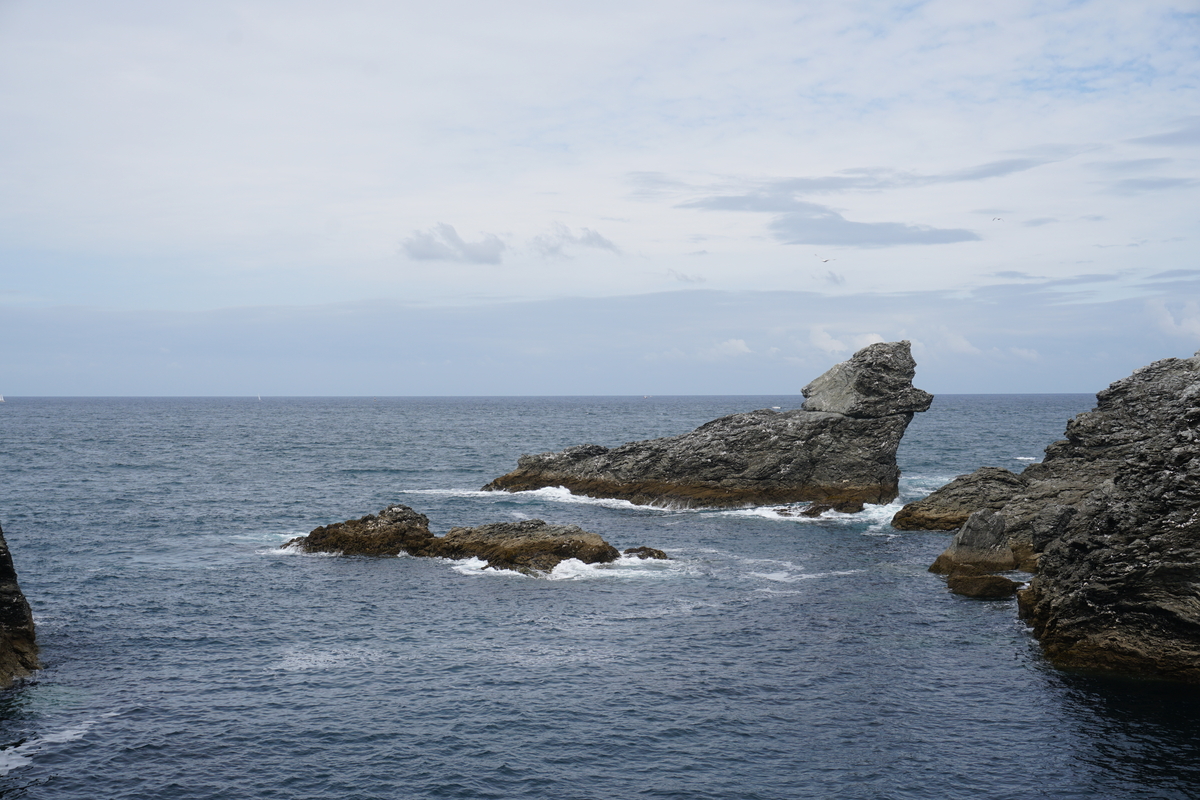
(2, 395, 1200, 799)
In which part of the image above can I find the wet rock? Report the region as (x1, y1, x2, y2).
(947, 573, 1022, 599)
(624, 546, 669, 560)
(891, 467, 1028, 531)
(285, 507, 628, 576)
(285, 504, 435, 556)
(430, 520, 620, 575)
(0, 522, 39, 688)
(483, 341, 932, 508)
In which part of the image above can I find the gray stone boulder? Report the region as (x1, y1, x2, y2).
(483, 341, 932, 508)
(0, 522, 39, 687)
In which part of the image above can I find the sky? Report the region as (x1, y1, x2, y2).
(1, 0, 1198, 395)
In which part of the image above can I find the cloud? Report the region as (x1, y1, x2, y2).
(529, 223, 620, 259)
(1148, 298, 1200, 338)
(1023, 218, 1058, 227)
(1129, 117, 1200, 147)
(667, 269, 705, 284)
(402, 224, 505, 264)
(1108, 177, 1199, 195)
(680, 194, 978, 247)
(809, 327, 848, 355)
(702, 338, 753, 359)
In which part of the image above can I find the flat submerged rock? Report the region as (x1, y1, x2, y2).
(483, 341, 932, 508)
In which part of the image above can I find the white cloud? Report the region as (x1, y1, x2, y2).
(809, 328, 848, 355)
(703, 338, 753, 359)
(529, 223, 620, 259)
(1148, 298, 1200, 338)
(401, 224, 506, 264)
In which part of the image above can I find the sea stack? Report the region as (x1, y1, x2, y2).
(0, 522, 39, 687)
(483, 341, 933, 508)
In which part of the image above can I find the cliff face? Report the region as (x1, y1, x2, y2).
(0, 522, 39, 688)
(1017, 353, 1200, 681)
(906, 351, 1200, 681)
(483, 341, 933, 508)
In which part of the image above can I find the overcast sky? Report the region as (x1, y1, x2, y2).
(2, 0, 1198, 395)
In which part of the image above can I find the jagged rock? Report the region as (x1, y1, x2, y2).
(923, 360, 1169, 572)
(431, 520, 620, 575)
(1016, 352, 1200, 681)
(285, 506, 627, 576)
(928, 510, 1017, 573)
(891, 467, 1028, 530)
(0, 522, 39, 687)
(624, 546, 669, 560)
(285, 504, 435, 556)
(483, 341, 932, 508)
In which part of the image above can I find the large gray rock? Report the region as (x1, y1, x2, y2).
(1016, 353, 1200, 681)
(0, 522, 39, 687)
(928, 510, 1017, 573)
(483, 341, 932, 508)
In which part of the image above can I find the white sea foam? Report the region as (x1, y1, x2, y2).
(1015, 456, 1038, 461)
(0, 713, 119, 776)
(268, 646, 388, 672)
(404, 486, 689, 513)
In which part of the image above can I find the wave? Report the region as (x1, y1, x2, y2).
(0, 713, 120, 776)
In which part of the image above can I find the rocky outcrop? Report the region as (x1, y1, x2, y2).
(0, 522, 39, 688)
(891, 467, 1028, 530)
(928, 510, 1017, 574)
(483, 341, 933, 508)
(946, 571, 1022, 599)
(1016, 353, 1200, 681)
(285, 505, 435, 556)
(431, 520, 620, 575)
(285, 505, 626, 576)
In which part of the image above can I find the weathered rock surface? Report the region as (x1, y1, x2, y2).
(483, 341, 932, 508)
(1016, 353, 1200, 681)
(891, 467, 1028, 530)
(431, 520, 620, 574)
(285, 506, 624, 576)
(0, 522, 39, 688)
(285, 505, 435, 557)
(946, 572, 1022, 599)
(928, 510, 1017, 574)
(624, 546, 669, 560)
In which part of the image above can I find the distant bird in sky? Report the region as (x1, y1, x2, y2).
(814, 253, 836, 262)
(993, 217, 1003, 221)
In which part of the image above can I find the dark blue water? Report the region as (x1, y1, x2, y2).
(3, 395, 1200, 799)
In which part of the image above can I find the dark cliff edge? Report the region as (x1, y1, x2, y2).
(482, 341, 933, 508)
(899, 351, 1200, 682)
(0, 522, 40, 688)
(283, 505, 658, 576)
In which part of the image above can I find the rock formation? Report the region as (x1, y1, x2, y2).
(1017, 353, 1200, 681)
(483, 341, 933, 508)
(891, 467, 1028, 530)
(285, 505, 626, 576)
(0, 522, 39, 688)
(910, 351, 1200, 680)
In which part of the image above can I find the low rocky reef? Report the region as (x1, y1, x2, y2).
(483, 341, 932, 508)
(896, 351, 1200, 682)
(285, 505, 664, 576)
(0, 522, 39, 688)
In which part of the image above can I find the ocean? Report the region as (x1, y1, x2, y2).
(3, 395, 1200, 799)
